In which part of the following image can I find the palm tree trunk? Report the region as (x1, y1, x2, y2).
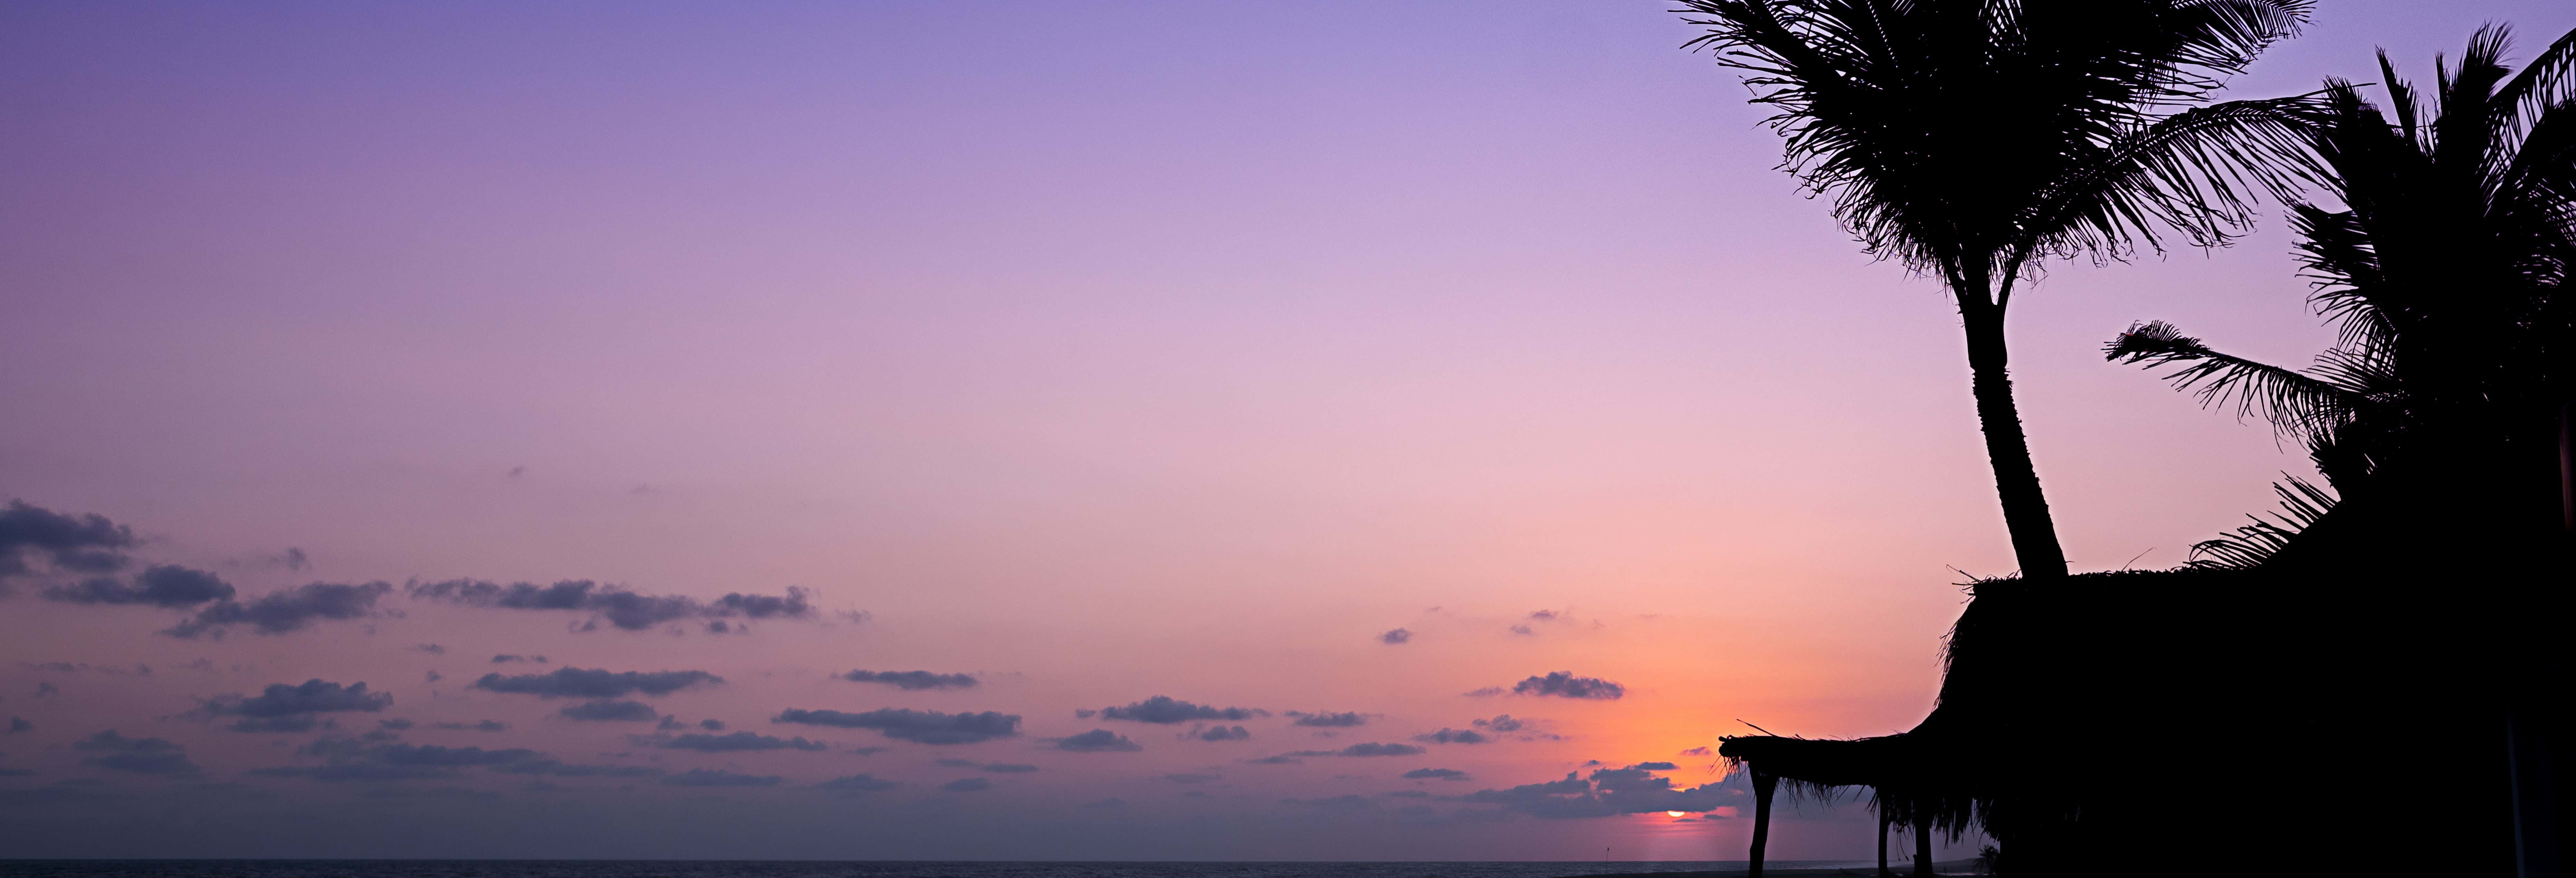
(1959, 297, 2069, 580)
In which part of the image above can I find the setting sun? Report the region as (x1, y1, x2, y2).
(1666, 811, 1688, 818)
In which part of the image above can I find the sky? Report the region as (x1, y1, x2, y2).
(1, 0, 2569, 863)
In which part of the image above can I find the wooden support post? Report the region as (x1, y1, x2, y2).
(1914, 802, 1934, 877)
(1749, 770, 1778, 878)
(1877, 806, 1892, 878)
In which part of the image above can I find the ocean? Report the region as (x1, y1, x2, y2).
(0, 862, 1892, 878)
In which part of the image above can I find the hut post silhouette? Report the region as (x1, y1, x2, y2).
(1878, 808, 1892, 878)
(1748, 769, 1777, 878)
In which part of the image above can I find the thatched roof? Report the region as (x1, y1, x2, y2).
(1716, 565, 2255, 835)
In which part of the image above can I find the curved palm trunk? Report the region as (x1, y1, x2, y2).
(1959, 295, 2069, 580)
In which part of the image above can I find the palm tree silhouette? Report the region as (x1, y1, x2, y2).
(2108, 24, 2576, 562)
(1680, 0, 2315, 579)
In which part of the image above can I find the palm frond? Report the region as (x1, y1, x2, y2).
(2188, 476, 2338, 569)
(2498, 25, 2576, 141)
(2102, 320, 2366, 439)
(2026, 94, 2319, 260)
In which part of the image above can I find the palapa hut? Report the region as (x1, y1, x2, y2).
(1719, 471, 2569, 877)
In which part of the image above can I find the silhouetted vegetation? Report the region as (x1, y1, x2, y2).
(1691, 5, 2574, 876)
(1678, 0, 2312, 583)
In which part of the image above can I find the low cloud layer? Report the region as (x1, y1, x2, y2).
(73, 730, 199, 776)
(200, 679, 392, 732)
(1504, 672, 1625, 700)
(256, 740, 660, 782)
(771, 708, 1021, 745)
(165, 582, 394, 638)
(1051, 730, 1142, 752)
(1088, 696, 1266, 724)
(558, 700, 658, 722)
(473, 667, 723, 699)
(406, 579, 817, 632)
(653, 731, 827, 752)
(0, 501, 136, 587)
(43, 564, 234, 608)
(663, 769, 783, 787)
(840, 670, 978, 690)
(1462, 763, 1740, 819)
(1284, 742, 1424, 758)
(1412, 728, 1489, 744)
(1287, 711, 1368, 728)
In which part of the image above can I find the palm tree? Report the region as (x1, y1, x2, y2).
(2107, 24, 2576, 562)
(1679, 0, 2315, 579)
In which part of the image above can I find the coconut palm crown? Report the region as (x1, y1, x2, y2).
(2108, 24, 2576, 563)
(1681, 0, 2315, 579)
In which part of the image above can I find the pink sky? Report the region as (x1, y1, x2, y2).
(2, 0, 2569, 861)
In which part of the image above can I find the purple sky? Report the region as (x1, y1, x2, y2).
(2, 0, 2569, 861)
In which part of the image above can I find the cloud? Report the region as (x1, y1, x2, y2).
(490, 654, 548, 664)
(942, 777, 992, 792)
(406, 579, 818, 632)
(982, 763, 1039, 773)
(1527, 610, 1559, 622)
(1094, 696, 1266, 724)
(163, 582, 394, 638)
(653, 732, 827, 752)
(1284, 742, 1425, 758)
(492, 760, 660, 779)
(1678, 746, 1713, 757)
(699, 719, 725, 731)
(1287, 712, 1369, 728)
(200, 680, 393, 732)
(1508, 625, 1535, 636)
(840, 670, 977, 690)
(73, 731, 200, 776)
(473, 667, 723, 699)
(1460, 764, 1742, 819)
(424, 720, 507, 732)
(42, 565, 234, 607)
(9, 717, 32, 733)
(1462, 687, 1506, 697)
(559, 700, 659, 722)
(410, 644, 446, 656)
(772, 709, 1020, 745)
(1403, 768, 1471, 781)
(1379, 628, 1412, 645)
(663, 769, 783, 787)
(1281, 794, 1375, 813)
(1189, 724, 1251, 742)
(1472, 715, 1528, 732)
(259, 740, 659, 782)
(1051, 730, 1142, 752)
(1507, 672, 1625, 700)
(267, 548, 310, 571)
(816, 773, 899, 792)
(934, 758, 978, 768)
(1164, 773, 1219, 784)
(1242, 755, 1303, 765)
(1412, 729, 1490, 745)
(0, 501, 137, 586)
